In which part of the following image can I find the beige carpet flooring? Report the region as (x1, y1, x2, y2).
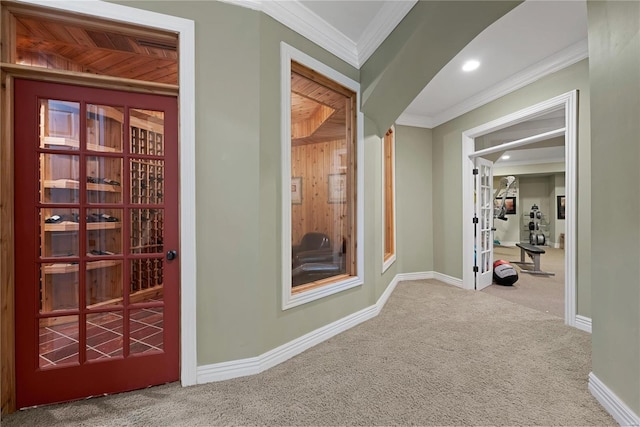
(483, 245, 565, 318)
(3, 280, 613, 426)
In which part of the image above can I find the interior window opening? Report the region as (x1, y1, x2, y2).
(289, 61, 357, 293)
(383, 127, 396, 269)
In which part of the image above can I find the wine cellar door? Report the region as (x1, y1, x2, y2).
(14, 80, 180, 408)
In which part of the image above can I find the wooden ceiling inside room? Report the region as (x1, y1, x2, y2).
(291, 72, 346, 146)
(12, 11, 178, 85)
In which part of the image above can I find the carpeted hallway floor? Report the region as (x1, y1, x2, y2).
(484, 245, 565, 318)
(2, 280, 614, 426)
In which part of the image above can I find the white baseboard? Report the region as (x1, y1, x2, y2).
(574, 314, 592, 333)
(197, 271, 434, 384)
(433, 272, 464, 288)
(589, 372, 640, 426)
(396, 271, 434, 281)
(197, 301, 379, 383)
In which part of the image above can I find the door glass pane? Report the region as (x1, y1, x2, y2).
(130, 258, 164, 303)
(40, 153, 80, 203)
(87, 105, 124, 153)
(39, 100, 79, 150)
(130, 307, 163, 354)
(86, 260, 123, 308)
(41, 208, 79, 258)
(39, 316, 79, 368)
(130, 209, 164, 254)
(130, 109, 164, 155)
(87, 156, 122, 204)
(130, 159, 164, 204)
(86, 312, 123, 360)
(86, 208, 123, 256)
(40, 264, 78, 313)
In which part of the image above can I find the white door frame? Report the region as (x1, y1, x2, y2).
(16, 0, 198, 385)
(461, 91, 578, 327)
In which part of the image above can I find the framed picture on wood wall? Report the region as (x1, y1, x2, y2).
(328, 173, 346, 203)
(557, 195, 565, 219)
(291, 176, 302, 204)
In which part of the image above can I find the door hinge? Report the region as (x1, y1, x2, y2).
(472, 168, 479, 175)
(473, 266, 479, 273)
(473, 217, 479, 224)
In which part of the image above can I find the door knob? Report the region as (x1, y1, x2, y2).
(166, 250, 177, 260)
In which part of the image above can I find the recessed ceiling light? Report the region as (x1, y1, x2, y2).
(501, 154, 510, 160)
(462, 60, 480, 72)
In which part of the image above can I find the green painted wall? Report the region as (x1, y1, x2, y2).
(253, 11, 373, 360)
(110, 0, 265, 363)
(360, 1, 521, 135)
(395, 126, 434, 273)
(431, 59, 592, 317)
(588, 0, 640, 415)
(108, 0, 435, 366)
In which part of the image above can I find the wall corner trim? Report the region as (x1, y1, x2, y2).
(589, 372, 640, 427)
(196, 271, 436, 384)
(574, 315, 592, 333)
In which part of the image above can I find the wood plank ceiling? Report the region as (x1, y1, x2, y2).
(13, 13, 178, 85)
(291, 72, 346, 146)
(12, 11, 344, 142)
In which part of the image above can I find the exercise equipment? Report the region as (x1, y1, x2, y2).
(493, 176, 517, 221)
(512, 243, 555, 276)
(528, 204, 546, 246)
(493, 259, 519, 285)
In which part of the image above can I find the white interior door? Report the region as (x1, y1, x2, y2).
(475, 157, 494, 290)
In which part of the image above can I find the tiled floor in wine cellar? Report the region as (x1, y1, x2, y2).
(38, 307, 164, 368)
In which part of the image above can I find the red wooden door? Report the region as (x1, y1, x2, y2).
(14, 79, 180, 408)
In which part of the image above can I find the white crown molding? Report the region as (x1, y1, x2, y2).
(264, 1, 358, 66)
(395, 112, 436, 129)
(589, 372, 640, 426)
(397, 39, 589, 129)
(220, 0, 358, 67)
(219, 0, 415, 68)
(219, 0, 262, 12)
(357, 0, 418, 66)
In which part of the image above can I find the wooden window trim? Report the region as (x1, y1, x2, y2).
(281, 43, 364, 310)
(289, 63, 357, 293)
(1, 63, 178, 95)
(383, 127, 397, 272)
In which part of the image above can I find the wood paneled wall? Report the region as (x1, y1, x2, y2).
(16, 49, 84, 72)
(291, 139, 347, 251)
